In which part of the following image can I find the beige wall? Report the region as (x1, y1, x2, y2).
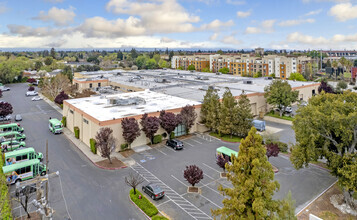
(74, 79, 109, 92)
(109, 81, 145, 93)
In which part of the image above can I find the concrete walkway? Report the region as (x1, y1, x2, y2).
(264, 115, 293, 126)
(40, 93, 136, 168)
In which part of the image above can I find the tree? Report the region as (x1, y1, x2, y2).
(153, 54, 161, 64)
(219, 88, 237, 138)
(219, 67, 230, 74)
(54, 91, 69, 105)
(288, 72, 306, 81)
(95, 127, 116, 164)
(264, 79, 299, 117)
(354, 59, 357, 67)
(332, 60, 339, 80)
(0, 102, 13, 118)
(180, 105, 197, 135)
(135, 55, 148, 69)
(121, 118, 141, 148)
(216, 154, 229, 173)
(44, 57, 53, 66)
(235, 92, 253, 137)
(117, 51, 123, 60)
(27, 78, 36, 84)
(291, 91, 357, 210)
(326, 59, 331, 68)
(337, 80, 347, 90)
(13, 185, 34, 218)
(35, 61, 43, 70)
(41, 74, 71, 100)
(188, 64, 195, 71)
(183, 165, 203, 187)
(217, 49, 224, 55)
(145, 58, 157, 69)
(130, 48, 139, 59)
(318, 80, 335, 94)
(140, 113, 160, 144)
(202, 67, 210, 72)
(159, 110, 180, 138)
(50, 47, 56, 59)
(201, 88, 220, 132)
(62, 65, 73, 82)
(169, 51, 174, 61)
(266, 143, 280, 161)
(125, 172, 144, 195)
(278, 191, 297, 220)
(212, 128, 286, 219)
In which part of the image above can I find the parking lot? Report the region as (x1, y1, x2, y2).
(130, 132, 336, 219)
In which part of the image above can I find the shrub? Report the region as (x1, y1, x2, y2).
(277, 141, 288, 153)
(61, 116, 66, 127)
(28, 86, 35, 91)
(121, 143, 128, 151)
(170, 132, 175, 139)
(153, 135, 162, 144)
(129, 189, 158, 217)
(152, 216, 168, 220)
(353, 86, 357, 90)
(74, 126, 79, 139)
(60, 104, 63, 109)
(90, 138, 97, 154)
(0, 155, 13, 219)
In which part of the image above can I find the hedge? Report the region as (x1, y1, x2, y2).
(129, 189, 158, 217)
(90, 138, 97, 154)
(121, 143, 128, 151)
(74, 126, 79, 139)
(170, 132, 175, 139)
(153, 135, 162, 144)
(62, 116, 67, 127)
(152, 216, 169, 220)
(277, 141, 288, 153)
(0, 155, 13, 219)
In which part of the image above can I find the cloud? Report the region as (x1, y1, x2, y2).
(209, 33, 219, 40)
(0, 3, 8, 14)
(33, 7, 76, 26)
(220, 34, 241, 45)
(45, 39, 67, 47)
(246, 19, 275, 34)
(226, 0, 245, 5)
(304, 9, 322, 16)
(303, 0, 350, 3)
(7, 24, 71, 37)
(105, 0, 200, 34)
(200, 19, 234, 31)
(236, 10, 251, 18)
(286, 32, 329, 45)
(44, 0, 64, 2)
(329, 3, 357, 21)
(278, 18, 315, 27)
(160, 37, 175, 43)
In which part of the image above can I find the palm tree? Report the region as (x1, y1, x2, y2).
(339, 57, 347, 79)
(332, 60, 339, 80)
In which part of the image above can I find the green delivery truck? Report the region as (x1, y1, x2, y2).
(49, 118, 63, 134)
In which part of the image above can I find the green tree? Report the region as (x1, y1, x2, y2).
(264, 80, 299, 117)
(212, 128, 283, 219)
(217, 49, 224, 55)
(253, 71, 262, 78)
(337, 80, 347, 90)
(62, 65, 73, 82)
(169, 51, 174, 61)
(153, 54, 161, 64)
(219, 67, 230, 74)
(188, 64, 195, 71)
(291, 91, 357, 210)
(235, 92, 253, 137)
(326, 59, 331, 68)
(50, 47, 56, 59)
(117, 51, 123, 60)
(288, 72, 306, 81)
(332, 60, 339, 79)
(158, 59, 167, 68)
(145, 58, 157, 69)
(130, 48, 139, 59)
(218, 88, 237, 138)
(201, 88, 220, 132)
(177, 66, 184, 70)
(35, 61, 43, 70)
(278, 191, 297, 220)
(354, 59, 357, 67)
(202, 67, 211, 72)
(44, 57, 53, 66)
(135, 55, 148, 69)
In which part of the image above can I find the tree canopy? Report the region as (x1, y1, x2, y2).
(288, 72, 306, 81)
(219, 67, 230, 74)
(121, 118, 141, 147)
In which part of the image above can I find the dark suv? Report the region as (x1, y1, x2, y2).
(142, 183, 165, 200)
(166, 139, 184, 150)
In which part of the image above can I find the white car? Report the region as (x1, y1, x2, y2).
(32, 96, 42, 101)
(0, 115, 11, 121)
(26, 91, 38, 96)
(1, 87, 10, 91)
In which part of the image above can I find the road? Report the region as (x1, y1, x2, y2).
(4, 83, 145, 220)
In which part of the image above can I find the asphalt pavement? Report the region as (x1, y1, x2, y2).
(3, 83, 145, 220)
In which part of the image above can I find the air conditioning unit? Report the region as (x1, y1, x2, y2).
(243, 80, 253, 84)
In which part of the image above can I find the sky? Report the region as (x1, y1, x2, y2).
(1, 0, 357, 50)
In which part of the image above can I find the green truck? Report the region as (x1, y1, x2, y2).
(49, 118, 63, 134)
(0, 131, 26, 143)
(1, 140, 26, 152)
(4, 147, 43, 166)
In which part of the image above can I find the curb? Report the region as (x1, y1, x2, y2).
(220, 139, 241, 143)
(279, 154, 331, 172)
(128, 195, 151, 220)
(63, 133, 127, 170)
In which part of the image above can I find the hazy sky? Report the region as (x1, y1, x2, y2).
(1, 0, 357, 49)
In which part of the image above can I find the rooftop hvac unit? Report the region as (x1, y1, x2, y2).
(264, 77, 273, 80)
(243, 80, 253, 84)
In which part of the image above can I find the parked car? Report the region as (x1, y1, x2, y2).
(142, 183, 165, 200)
(26, 91, 38, 96)
(166, 139, 184, 150)
(0, 115, 11, 121)
(32, 96, 42, 101)
(1, 87, 10, 91)
(252, 119, 266, 132)
(15, 184, 37, 197)
(15, 114, 22, 121)
(274, 105, 292, 113)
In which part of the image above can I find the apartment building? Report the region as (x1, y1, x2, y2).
(171, 54, 210, 71)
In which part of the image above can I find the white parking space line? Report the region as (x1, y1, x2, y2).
(191, 139, 203, 144)
(199, 194, 223, 208)
(182, 140, 194, 147)
(157, 199, 172, 207)
(153, 147, 168, 156)
(204, 185, 224, 197)
(202, 163, 221, 173)
(171, 175, 189, 187)
(131, 163, 212, 220)
(164, 145, 177, 153)
(203, 173, 215, 180)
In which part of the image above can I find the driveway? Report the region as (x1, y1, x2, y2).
(4, 83, 145, 220)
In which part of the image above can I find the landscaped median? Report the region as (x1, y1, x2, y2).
(209, 132, 242, 143)
(266, 112, 294, 121)
(129, 189, 168, 220)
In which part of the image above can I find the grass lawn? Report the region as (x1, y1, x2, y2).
(209, 132, 242, 142)
(266, 112, 294, 121)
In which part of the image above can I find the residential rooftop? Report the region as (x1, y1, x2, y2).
(65, 90, 200, 122)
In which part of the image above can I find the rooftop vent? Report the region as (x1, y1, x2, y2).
(264, 77, 273, 80)
(107, 97, 146, 106)
(200, 85, 215, 91)
(154, 78, 169, 83)
(196, 76, 209, 80)
(243, 80, 253, 84)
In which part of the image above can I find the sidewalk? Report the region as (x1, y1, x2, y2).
(264, 115, 293, 126)
(40, 93, 135, 169)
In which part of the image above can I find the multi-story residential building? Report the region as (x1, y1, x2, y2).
(171, 54, 210, 71)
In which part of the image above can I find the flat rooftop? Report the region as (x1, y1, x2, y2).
(65, 90, 200, 122)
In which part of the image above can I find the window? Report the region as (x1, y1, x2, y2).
(83, 119, 89, 124)
(98, 83, 101, 87)
(89, 83, 92, 88)
(70, 110, 74, 114)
